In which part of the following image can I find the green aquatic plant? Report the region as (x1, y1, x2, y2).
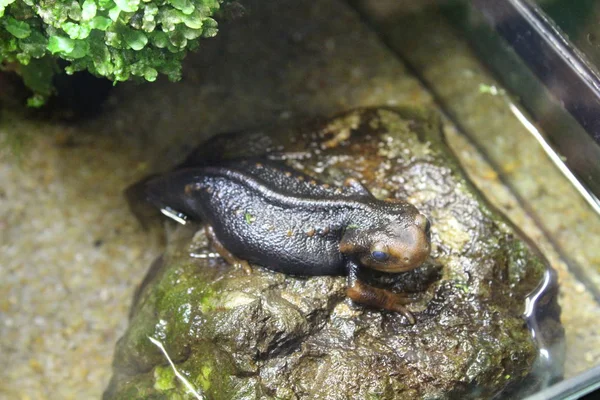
(0, 0, 227, 106)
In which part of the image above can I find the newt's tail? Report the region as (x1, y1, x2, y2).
(143, 169, 204, 225)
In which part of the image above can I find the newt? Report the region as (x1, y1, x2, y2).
(144, 159, 431, 323)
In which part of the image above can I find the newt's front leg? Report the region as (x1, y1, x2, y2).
(205, 225, 252, 274)
(345, 261, 416, 324)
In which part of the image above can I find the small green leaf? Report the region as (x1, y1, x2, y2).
(149, 31, 168, 48)
(201, 17, 218, 38)
(4, 17, 31, 39)
(144, 3, 158, 17)
(68, 1, 83, 21)
(47, 36, 75, 54)
(27, 93, 46, 107)
(68, 40, 90, 58)
(21, 57, 56, 97)
(16, 52, 30, 65)
(123, 29, 148, 50)
(104, 30, 125, 49)
(109, 6, 120, 21)
(89, 16, 112, 30)
(169, 0, 194, 15)
(244, 213, 256, 224)
(181, 26, 202, 40)
(97, 0, 113, 9)
(18, 31, 48, 58)
(142, 19, 156, 32)
(142, 4, 158, 31)
(81, 0, 97, 20)
(62, 22, 91, 40)
(62, 22, 79, 38)
(3, 36, 17, 52)
(89, 38, 112, 76)
(159, 8, 184, 32)
(182, 9, 204, 29)
(65, 59, 87, 74)
(114, 0, 139, 13)
(478, 83, 503, 96)
(144, 67, 157, 81)
(167, 28, 187, 48)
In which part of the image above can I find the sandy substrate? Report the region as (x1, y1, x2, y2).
(0, 115, 162, 398)
(1, 0, 599, 398)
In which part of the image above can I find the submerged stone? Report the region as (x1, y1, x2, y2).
(105, 108, 562, 399)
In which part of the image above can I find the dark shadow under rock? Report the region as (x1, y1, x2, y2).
(105, 107, 562, 399)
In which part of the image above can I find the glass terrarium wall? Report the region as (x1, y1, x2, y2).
(535, 0, 600, 75)
(350, 0, 600, 396)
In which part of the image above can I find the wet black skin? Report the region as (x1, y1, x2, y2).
(145, 159, 431, 322)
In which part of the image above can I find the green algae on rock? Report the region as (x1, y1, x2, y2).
(105, 107, 561, 399)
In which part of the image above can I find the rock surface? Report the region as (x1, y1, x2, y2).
(105, 108, 559, 399)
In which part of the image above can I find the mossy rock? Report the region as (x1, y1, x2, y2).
(105, 107, 562, 399)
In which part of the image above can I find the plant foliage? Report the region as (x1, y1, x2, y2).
(0, 0, 225, 106)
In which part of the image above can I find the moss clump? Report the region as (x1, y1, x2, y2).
(0, 0, 228, 105)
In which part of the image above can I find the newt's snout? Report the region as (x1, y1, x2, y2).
(381, 216, 430, 272)
(350, 213, 432, 274)
(398, 214, 431, 270)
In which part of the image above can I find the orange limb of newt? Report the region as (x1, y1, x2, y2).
(205, 225, 252, 274)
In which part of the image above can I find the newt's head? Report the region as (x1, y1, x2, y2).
(340, 206, 431, 273)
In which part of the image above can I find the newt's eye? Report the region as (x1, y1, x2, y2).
(371, 250, 389, 261)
